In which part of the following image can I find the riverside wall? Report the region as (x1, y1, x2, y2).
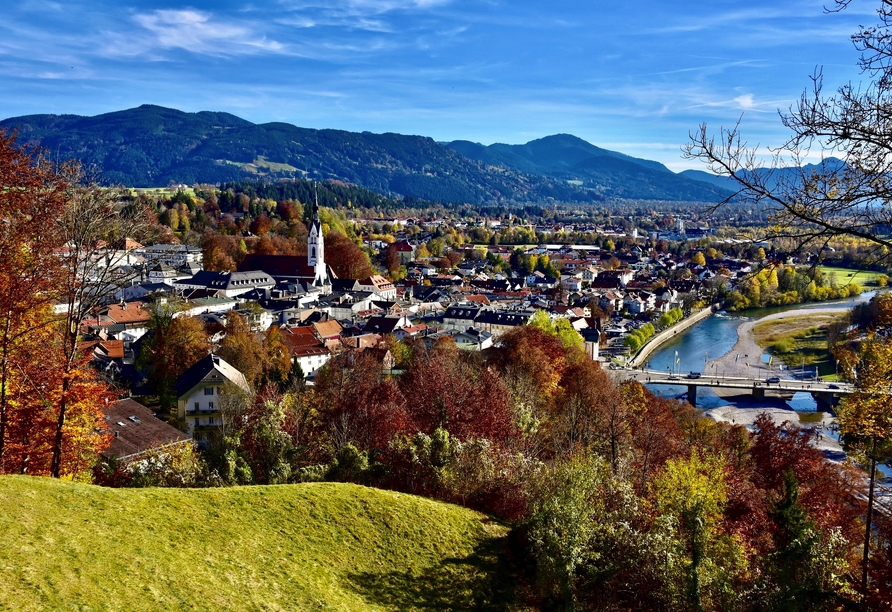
(627, 303, 719, 368)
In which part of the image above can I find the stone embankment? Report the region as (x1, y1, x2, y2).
(627, 304, 719, 368)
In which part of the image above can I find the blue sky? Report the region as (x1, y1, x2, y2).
(0, 0, 877, 170)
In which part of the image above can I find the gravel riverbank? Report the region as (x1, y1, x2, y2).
(700, 304, 856, 455)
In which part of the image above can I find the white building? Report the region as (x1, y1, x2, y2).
(175, 354, 250, 441)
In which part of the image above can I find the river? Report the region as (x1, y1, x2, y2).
(643, 292, 876, 412)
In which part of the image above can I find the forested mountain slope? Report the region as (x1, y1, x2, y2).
(2, 105, 732, 203)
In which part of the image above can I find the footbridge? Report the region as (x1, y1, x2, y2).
(613, 368, 853, 411)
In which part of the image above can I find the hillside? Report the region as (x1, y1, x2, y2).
(1, 105, 731, 203)
(0, 476, 529, 611)
(446, 134, 734, 202)
(680, 158, 847, 194)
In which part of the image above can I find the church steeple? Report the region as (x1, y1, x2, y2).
(308, 182, 328, 286)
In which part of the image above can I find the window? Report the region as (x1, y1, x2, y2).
(194, 402, 199, 411)
(204, 387, 215, 396)
(208, 401, 214, 410)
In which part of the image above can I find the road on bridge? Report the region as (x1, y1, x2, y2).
(612, 368, 853, 395)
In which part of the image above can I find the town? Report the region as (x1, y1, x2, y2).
(4, 0, 892, 608)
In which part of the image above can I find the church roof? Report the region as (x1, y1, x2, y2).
(239, 254, 316, 280)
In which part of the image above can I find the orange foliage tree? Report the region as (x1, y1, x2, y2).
(0, 131, 138, 478)
(325, 231, 373, 279)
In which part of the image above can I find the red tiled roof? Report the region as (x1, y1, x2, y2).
(105, 302, 151, 325)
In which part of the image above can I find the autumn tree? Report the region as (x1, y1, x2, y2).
(249, 214, 272, 237)
(837, 336, 892, 598)
(216, 312, 266, 389)
(313, 351, 410, 454)
(652, 450, 739, 612)
(138, 303, 210, 410)
(325, 231, 373, 279)
(382, 244, 401, 274)
(0, 130, 69, 469)
(263, 325, 294, 390)
(50, 173, 152, 477)
(2, 304, 113, 479)
(400, 346, 517, 444)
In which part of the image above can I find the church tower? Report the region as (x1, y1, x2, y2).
(308, 185, 328, 287)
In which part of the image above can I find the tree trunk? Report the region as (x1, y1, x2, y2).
(50, 372, 71, 478)
(861, 438, 877, 602)
(0, 314, 12, 468)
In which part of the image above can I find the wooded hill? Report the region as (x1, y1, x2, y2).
(1, 105, 732, 204)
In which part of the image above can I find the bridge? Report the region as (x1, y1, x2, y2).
(612, 368, 853, 410)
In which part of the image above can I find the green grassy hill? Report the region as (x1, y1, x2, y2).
(0, 476, 530, 611)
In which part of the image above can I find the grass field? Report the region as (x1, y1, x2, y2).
(752, 313, 848, 376)
(0, 477, 529, 611)
(819, 266, 886, 287)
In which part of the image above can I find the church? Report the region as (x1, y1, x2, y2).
(237, 199, 335, 293)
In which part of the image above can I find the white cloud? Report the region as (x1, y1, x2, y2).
(114, 9, 286, 57)
(277, 0, 451, 32)
(734, 94, 756, 109)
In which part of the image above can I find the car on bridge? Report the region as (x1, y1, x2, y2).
(766, 376, 781, 383)
(687, 372, 701, 379)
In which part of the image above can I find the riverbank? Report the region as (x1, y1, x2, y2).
(705, 304, 854, 382)
(703, 402, 844, 458)
(628, 304, 718, 367)
(699, 304, 857, 449)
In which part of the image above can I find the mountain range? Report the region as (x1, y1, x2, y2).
(1, 105, 735, 204)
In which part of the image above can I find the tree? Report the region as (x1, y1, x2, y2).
(836, 336, 892, 598)
(51, 170, 152, 478)
(0, 130, 69, 469)
(139, 305, 210, 410)
(2, 304, 113, 479)
(382, 244, 401, 274)
(767, 469, 851, 611)
(325, 231, 373, 279)
(685, 1, 892, 260)
(217, 312, 265, 389)
(527, 454, 631, 609)
(691, 251, 707, 266)
(263, 325, 293, 389)
(652, 450, 732, 612)
(400, 347, 517, 444)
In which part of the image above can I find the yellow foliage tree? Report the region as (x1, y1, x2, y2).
(837, 335, 892, 595)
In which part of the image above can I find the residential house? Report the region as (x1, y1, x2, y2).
(357, 275, 397, 300)
(138, 243, 203, 267)
(474, 309, 529, 337)
(391, 241, 416, 264)
(446, 327, 493, 351)
(362, 315, 410, 335)
(100, 301, 153, 347)
(101, 398, 192, 463)
(281, 326, 332, 375)
(176, 355, 251, 441)
(442, 305, 481, 331)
